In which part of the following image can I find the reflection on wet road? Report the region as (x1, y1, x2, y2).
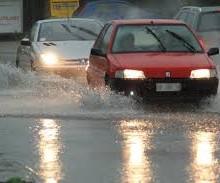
(0, 115, 220, 183)
(119, 120, 152, 183)
(37, 119, 62, 183)
(191, 132, 219, 183)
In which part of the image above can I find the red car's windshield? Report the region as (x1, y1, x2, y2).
(112, 24, 203, 53)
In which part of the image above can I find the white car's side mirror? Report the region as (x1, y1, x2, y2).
(21, 38, 31, 46)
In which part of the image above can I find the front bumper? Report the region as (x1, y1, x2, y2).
(110, 77, 219, 99)
(33, 64, 87, 78)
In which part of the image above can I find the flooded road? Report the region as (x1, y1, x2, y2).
(0, 63, 220, 183)
(0, 115, 220, 183)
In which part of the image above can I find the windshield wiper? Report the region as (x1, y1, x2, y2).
(61, 24, 86, 40)
(70, 25, 98, 37)
(166, 30, 196, 52)
(145, 26, 166, 52)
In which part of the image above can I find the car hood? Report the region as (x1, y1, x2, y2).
(111, 52, 211, 78)
(199, 31, 220, 48)
(34, 41, 94, 60)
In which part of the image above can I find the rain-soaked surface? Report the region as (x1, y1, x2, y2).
(0, 61, 220, 183)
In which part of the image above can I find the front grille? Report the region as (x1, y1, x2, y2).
(60, 59, 88, 65)
(145, 78, 190, 90)
(140, 78, 218, 95)
(147, 78, 190, 83)
(112, 77, 218, 98)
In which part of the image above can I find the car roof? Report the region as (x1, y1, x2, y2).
(110, 19, 185, 25)
(180, 6, 220, 13)
(80, 0, 132, 6)
(36, 18, 104, 25)
(73, 1, 162, 21)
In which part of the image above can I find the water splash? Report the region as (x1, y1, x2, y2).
(1, 63, 220, 118)
(0, 64, 139, 118)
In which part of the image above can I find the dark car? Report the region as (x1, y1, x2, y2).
(73, 0, 161, 23)
(174, 6, 220, 48)
(87, 19, 219, 101)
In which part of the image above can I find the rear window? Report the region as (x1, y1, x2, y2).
(74, 2, 159, 22)
(198, 12, 220, 32)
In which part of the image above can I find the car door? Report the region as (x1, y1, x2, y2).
(88, 24, 113, 87)
(19, 23, 38, 69)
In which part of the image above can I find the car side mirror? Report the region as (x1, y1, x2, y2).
(208, 47, 219, 56)
(91, 48, 105, 57)
(21, 38, 31, 46)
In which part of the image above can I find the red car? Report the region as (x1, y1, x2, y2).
(87, 19, 219, 100)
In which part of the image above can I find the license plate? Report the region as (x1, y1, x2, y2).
(156, 83, 181, 92)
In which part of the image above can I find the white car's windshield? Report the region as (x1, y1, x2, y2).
(112, 24, 203, 53)
(38, 20, 103, 41)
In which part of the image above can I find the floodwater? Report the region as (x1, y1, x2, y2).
(0, 63, 220, 183)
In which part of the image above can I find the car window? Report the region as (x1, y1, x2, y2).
(101, 25, 113, 53)
(112, 24, 203, 53)
(176, 11, 188, 22)
(38, 20, 103, 41)
(30, 23, 38, 41)
(198, 12, 220, 32)
(94, 24, 113, 54)
(113, 26, 159, 52)
(185, 12, 196, 28)
(93, 24, 109, 49)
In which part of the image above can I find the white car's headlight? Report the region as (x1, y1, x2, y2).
(115, 69, 145, 79)
(40, 52, 58, 65)
(190, 69, 217, 79)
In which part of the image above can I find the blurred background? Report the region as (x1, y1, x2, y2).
(20, 0, 220, 34)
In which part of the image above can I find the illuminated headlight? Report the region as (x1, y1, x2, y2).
(40, 52, 58, 65)
(190, 69, 217, 79)
(115, 69, 145, 79)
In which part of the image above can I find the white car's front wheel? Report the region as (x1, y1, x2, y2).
(16, 58, 34, 72)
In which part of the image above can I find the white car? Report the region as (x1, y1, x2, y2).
(174, 6, 220, 48)
(16, 18, 103, 77)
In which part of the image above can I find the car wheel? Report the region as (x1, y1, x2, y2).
(105, 75, 113, 89)
(30, 60, 37, 72)
(30, 61, 34, 71)
(210, 88, 218, 97)
(87, 74, 91, 85)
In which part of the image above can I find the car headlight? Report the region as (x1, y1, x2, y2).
(40, 52, 58, 65)
(190, 69, 217, 79)
(115, 69, 145, 79)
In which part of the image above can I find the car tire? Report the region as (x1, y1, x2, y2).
(16, 58, 34, 72)
(87, 74, 91, 85)
(210, 88, 218, 96)
(105, 76, 114, 90)
(30, 61, 34, 71)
